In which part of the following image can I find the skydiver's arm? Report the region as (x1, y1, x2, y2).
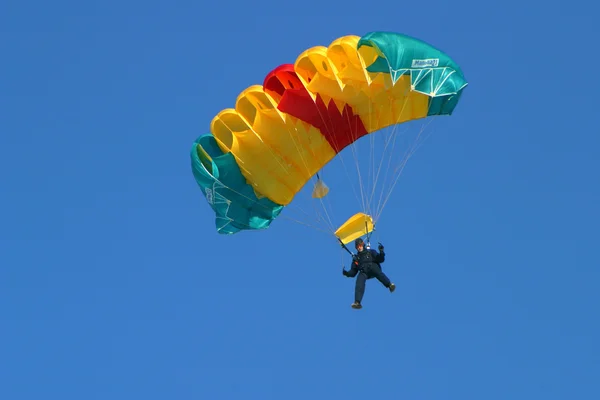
(371, 249, 385, 263)
(343, 256, 359, 277)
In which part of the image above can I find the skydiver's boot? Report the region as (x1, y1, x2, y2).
(351, 301, 362, 309)
(389, 283, 396, 293)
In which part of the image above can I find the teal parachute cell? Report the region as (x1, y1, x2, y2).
(190, 134, 284, 234)
(357, 31, 468, 115)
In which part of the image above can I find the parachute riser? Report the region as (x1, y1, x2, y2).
(365, 221, 375, 249)
(338, 237, 354, 256)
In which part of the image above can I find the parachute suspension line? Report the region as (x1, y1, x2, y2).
(361, 96, 377, 218)
(346, 71, 438, 228)
(375, 117, 422, 222)
(314, 166, 339, 234)
(369, 87, 414, 220)
(310, 195, 336, 235)
(374, 120, 432, 224)
(369, 100, 378, 217)
(372, 125, 416, 225)
(365, 220, 373, 247)
(334, 80, 377, 219)
(373, 97, 438, 224)
(340, 82, 376, 218)
(363, 79, 412, 220)
(370, 118, 402, 217)
(340, 76, 403, 224)
(351, 81, 399, 221)
(341, 108, 368, 215)
(369, 84, 398, 217)
(362, 82, 378, 217)
(364, 88, 400, 217)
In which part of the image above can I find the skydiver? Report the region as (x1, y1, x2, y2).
(342, 237, 396, 309)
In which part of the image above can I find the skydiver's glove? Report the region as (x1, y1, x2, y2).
(352, 255, 359, 266)
(378, 242, 384, 252)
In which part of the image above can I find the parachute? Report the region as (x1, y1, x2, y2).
(190, 31, 467, 243)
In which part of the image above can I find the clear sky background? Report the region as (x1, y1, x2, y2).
(2, 0, 599, 399)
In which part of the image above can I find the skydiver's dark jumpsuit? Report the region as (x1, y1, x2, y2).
(343, 248, 391, 303)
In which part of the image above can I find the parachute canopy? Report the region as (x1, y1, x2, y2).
(190, 31, 467, 237)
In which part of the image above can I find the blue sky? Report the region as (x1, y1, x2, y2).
(2, 0, 599, 399)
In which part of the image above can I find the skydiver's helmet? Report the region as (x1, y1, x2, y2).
(355, 238, 364, 249)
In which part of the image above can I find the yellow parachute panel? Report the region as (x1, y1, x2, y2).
(211, 86, 336, 205)
(335, 212, 375, 245)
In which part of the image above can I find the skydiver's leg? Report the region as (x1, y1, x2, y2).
(370, 265, 396, 292)
(354, 272, 368, 304)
